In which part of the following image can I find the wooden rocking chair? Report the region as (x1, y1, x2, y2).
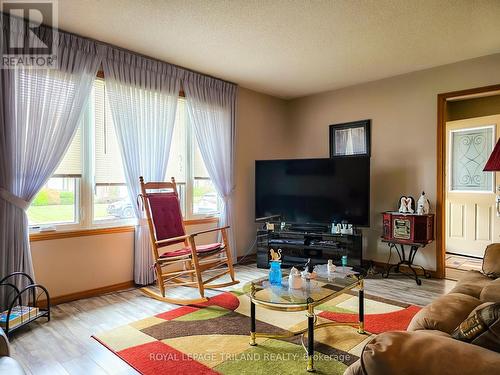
(139, 176, 239, 305)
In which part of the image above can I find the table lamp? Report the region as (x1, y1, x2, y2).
(484, 139, 500, 171)
(484, 139, 500, 215)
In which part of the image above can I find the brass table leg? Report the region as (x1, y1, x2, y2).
(250, 300, 257, 346)
(248, 282, 364, 371)
(358, 278, 365, 334)
(306, 301, 315, 372)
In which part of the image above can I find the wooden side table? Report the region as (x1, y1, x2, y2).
(381, 239, 432, 285)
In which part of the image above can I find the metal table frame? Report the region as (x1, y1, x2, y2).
(382, 239, 431, 285)
(248, 277, 365, 372)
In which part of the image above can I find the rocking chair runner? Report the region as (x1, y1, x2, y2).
(139, 176, 239, 305)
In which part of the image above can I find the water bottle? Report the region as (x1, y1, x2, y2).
(269, 260, 282, 285)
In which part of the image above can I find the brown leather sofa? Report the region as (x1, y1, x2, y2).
(0, 328, 25, 374)
(345, 243, 500, 375)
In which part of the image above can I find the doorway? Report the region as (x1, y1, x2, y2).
(437, 86, 500, 280)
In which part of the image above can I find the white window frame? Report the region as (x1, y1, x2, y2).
(29, 80, 219, 233)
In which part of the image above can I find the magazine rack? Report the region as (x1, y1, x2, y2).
(0, 272, 50, 336)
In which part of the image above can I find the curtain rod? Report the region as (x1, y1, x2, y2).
(0, 11, 237, 86)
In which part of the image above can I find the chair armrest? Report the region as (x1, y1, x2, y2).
(155, 226, 229, 246)
(155, 234, 190, 246)
(344, 331, 500, 375)
(0, 328, 10, 357)
(480, 278, 500, 302)
(483, 243, 500, 278)
(191, 226, 230, 237)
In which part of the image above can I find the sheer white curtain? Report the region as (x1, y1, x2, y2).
(334, 127, 366, 155)
(350, 127, 366, 154)
(102, 49, 181, 285)
(0, 15, 102, 308)
(183, 73, 237, 260)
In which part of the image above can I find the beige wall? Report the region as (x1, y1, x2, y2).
(30, 223, 218, 298)
(234, 88, 290, 256)
(287, 53, 500, 270)
(448, 94, 500, 121)
(31, 87, 290, 298)
(31, 232, 135, 298)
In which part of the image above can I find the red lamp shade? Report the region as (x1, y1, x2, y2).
(484, 139, 500, 171)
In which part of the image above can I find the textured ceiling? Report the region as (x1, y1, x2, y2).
(52, 0, 500, 99)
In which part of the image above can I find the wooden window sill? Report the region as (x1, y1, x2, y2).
(29, 217, 219, 242)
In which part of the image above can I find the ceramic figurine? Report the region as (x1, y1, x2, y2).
(416, 191, 430, 215)
(398, 196, 414, 214)
(398, 196, 407, 213)
(327, 259, 336, 274)
(288, 267, 302, 289)
(407, 198, 415, 213)
(270, 248, 282, 261)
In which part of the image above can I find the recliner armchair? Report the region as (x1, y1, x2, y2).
(0, 328, 26, 374)
(344, 243, 500, 375)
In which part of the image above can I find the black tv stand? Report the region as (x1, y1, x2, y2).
(256, 224, 363, 270)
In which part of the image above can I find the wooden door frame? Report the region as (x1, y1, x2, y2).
(436, 83, 500, 278)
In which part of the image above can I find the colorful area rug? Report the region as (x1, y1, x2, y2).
(93, 290, 420, 374)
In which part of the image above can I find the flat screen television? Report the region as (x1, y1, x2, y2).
(255, 157, 370, 226)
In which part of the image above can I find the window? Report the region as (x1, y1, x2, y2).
(27, 177, 79, 226)
(28, 77, 218, 230)
(27, 120, 82, 227)
(166, 98, 220, 218)
(193, 145, 218, 215)
(92, 79, 132, 222)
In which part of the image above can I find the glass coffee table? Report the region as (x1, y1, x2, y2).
(244, 273, 365, 372)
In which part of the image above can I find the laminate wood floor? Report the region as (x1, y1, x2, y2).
(445, 253, 483, 281)
(9, 264, 455, 375)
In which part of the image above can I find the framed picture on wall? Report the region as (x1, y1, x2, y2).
(329, 119, 371, 157)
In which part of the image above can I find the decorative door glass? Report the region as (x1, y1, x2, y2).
(450, 126, 494, 191)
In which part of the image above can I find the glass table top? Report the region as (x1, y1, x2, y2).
(244, 272, 360, 307)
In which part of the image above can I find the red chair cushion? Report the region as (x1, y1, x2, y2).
(147, 192, 185, 247)
(160, 243, 224, 258)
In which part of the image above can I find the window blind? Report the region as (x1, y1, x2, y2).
(94, 79, 127, 185)
(53, 125, 82, 177)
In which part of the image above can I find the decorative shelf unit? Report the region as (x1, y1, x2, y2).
(0, 272, 50, 336)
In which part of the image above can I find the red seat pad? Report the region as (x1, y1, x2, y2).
(159, 243, 224, 258)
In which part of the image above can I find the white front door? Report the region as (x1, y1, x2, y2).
(446, 114, 500, 258)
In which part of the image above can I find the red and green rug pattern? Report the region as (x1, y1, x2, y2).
(93, 290, 420, 374)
